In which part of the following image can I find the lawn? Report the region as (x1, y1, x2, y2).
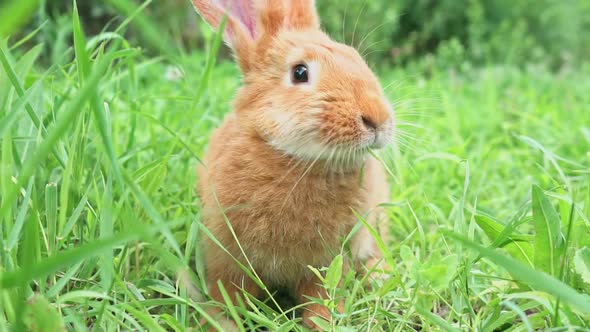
(1, 6, 590, 332)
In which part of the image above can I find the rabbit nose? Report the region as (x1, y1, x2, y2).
(359, 98, 391, 131)
(361, 115, 378, 131)
(360, 109, 389, 131)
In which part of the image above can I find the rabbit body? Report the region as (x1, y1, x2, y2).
(199, 113, 389, 289)
(191, 0, 395, 328)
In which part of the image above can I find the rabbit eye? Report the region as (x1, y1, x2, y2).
(291, 64, 309, 84)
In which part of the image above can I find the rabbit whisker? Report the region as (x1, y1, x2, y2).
(351, 0, 368, 48)
(341, 0, 350, 44)
(278, 145, 329, 214)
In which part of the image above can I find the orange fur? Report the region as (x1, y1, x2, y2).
(192, 0, 394, 329)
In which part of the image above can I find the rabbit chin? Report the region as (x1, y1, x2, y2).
(266, 137, 373, 171)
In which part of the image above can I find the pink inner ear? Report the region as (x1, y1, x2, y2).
(216, 0, 256, 39)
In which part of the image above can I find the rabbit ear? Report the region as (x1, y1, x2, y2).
(192, 1, 320, 71)
(256, 0, 287, 37)
(192, 0, 256, 71)
(257, 0, 319, 33)
(287, 0, 320, 30)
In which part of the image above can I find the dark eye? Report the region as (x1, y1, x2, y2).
(291, 64, 309, 84)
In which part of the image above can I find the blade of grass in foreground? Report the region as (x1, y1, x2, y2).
(7, 178, 34, 251)
(352, 209, 397, 272)
(0, 42, 67, 168)
(99, 175, 114, 291)
(105, 0, 177, 59)
(444, 231, 590, 315)
(0, 0, 38, 37)
(415, 306, 461, 332)
(0, 231, 138, 289)
(73, 1, 124, 183)
(122, 170, 183, 258)
(118, 304, 167, 332)
(191, 15, 227, 110)
(532, 185, 563, 276)
(45, 182, 58, 255)
(0, 52, 111, 227)
(72, 1, 90, 83)
(0, 79, 44, 138)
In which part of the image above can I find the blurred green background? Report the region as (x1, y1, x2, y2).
(1, 0, 590, 330)
(10, 0, 590, 69)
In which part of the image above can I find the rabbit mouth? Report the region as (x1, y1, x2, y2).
(361, 121, 394, 150)
(261, 112, 394, 170)
(270, 137, 384, 171)
(371, 133, 388, 149)
(369, 126, 394, 149)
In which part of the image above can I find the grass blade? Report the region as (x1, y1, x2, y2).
(0, 0, 39, 37)
(7, 178, 34, 251)
(191, 15, 226, 109)
(74, 1, 125, 183)
(45, 183, 58, 255)
(416, 305, 461, 332)
(105, 0, 177, 59)
(217, 281, 246, 332)
(0, 42, 67, 168)
(1, 231, 138, 289)
(22, 294, 66, 332)
(121, 169, 183, 258)
(58, 195, 87, 244)
(574, 247, 590, 285)
(532, 185, 564, 276)
(474, 213, 534, 267)
(444, 231, 590, 314)
(72, 0, 90, 83)
(0, 52, 111, 227)
(99, 175, 114, 291)
(119, 304, 167, 332)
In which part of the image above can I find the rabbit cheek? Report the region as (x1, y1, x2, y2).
(259, 106, 326, 159)
(259, 109, 299, 140)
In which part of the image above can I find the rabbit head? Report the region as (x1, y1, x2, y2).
(192, 0, 394, 168)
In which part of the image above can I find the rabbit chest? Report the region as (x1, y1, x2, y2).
(220, 168, 366, 284)
(200, 138, 370, 284)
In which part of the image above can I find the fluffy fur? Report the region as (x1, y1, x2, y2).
(192, 0, 394, 329)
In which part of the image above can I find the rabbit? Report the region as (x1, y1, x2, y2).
(192, 0, 395, 329)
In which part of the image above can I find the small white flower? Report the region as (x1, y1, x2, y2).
(165, 66, 184, 82)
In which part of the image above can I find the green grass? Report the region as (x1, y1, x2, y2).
(1, 5, 590, 332)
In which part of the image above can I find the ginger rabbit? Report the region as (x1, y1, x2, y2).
(192, 0, 394, 328)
